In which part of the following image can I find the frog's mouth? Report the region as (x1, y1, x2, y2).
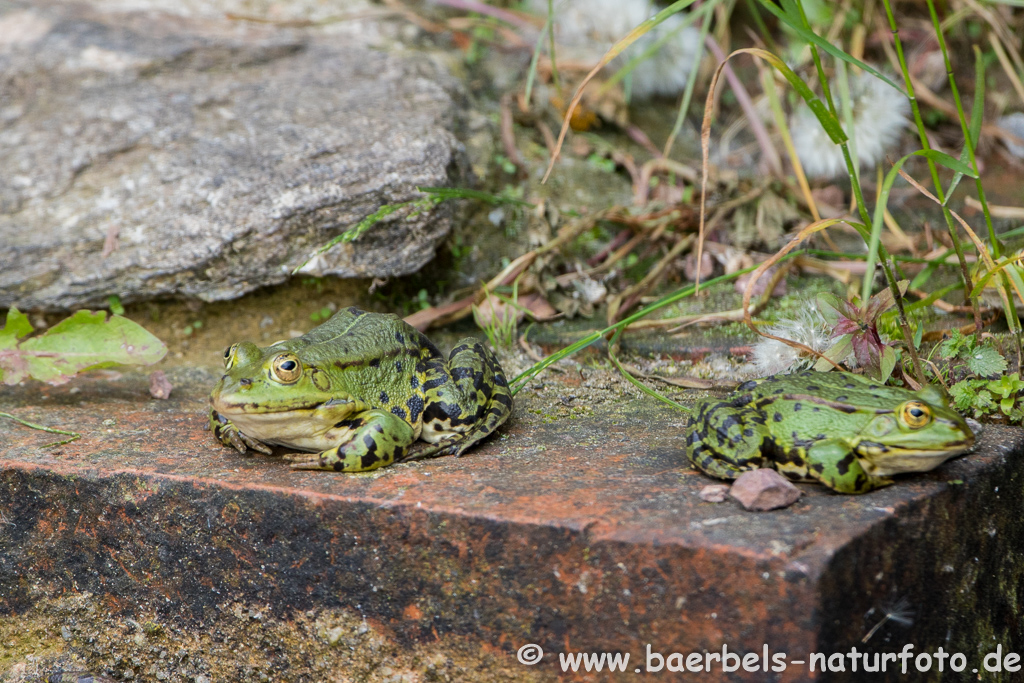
(857, 438, 975, 476)
(212, 397, 361, 452)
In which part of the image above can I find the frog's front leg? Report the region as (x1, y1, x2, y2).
(804, 440, 894, 494)
(285, 409, 415, 472)
(209, 409, 272, 455)
(418, 339, 513, 458)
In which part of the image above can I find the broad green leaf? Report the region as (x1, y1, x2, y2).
(965, 344, 1008, 378)
(879, 346, 897, 383)
(5, 310, 167, 386)
(815, 292, 849, 325)
(813, 333, 853, 371)
(1001, 396, 1015, 415)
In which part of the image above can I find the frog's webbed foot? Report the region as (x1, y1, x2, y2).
(286, 409, 414, 472)
(209, 410, 272, 455)
(400, 435, 462, 463)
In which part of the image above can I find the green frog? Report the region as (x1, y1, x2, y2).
(209, 307, 513, 472)
(686, 371, 975, 494)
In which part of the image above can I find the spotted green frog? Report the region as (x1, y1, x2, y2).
(209, 307, 513, 472)
(686, 371, 975, 494)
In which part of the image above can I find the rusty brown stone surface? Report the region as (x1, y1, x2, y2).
(2, 368, 1024, 682)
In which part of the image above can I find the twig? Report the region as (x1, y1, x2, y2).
(500, 93, 526, 177)
(703, 36, 783, 176)
(429, 0, 537, 30)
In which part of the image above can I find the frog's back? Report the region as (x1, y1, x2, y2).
(286, 307, 443, 368)
(746, 370, 904, 403)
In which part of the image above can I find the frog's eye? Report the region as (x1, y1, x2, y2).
(270, 353, 303, 383)
(223, 344, 238, 369)
(900, 401, 932, 428)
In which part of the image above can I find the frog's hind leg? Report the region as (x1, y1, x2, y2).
(286, 409, 415, 472)
(417, 339, 513, 459)
(685, 401, 767, 480)
(686, 427, 753, 479)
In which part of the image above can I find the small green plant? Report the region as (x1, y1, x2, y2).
(586, 153, 617, 173)
(473, 282, 524, 349)
(182, 320, 203, 336)
(949, 373, 1024, 421)
(494, 154, 518, 175)
(938, 330, 1008, 378)
(814, 286, 905, 381)
(107, 295, 125, 316)
(309, 306, 333, 323)
(936, 331, 1016, 421)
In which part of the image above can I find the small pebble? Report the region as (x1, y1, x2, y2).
(149, 370, 173, 400)
(729, 469, 801, 511)
(698, 484, 730, 503)
(683, 251, 714, 282)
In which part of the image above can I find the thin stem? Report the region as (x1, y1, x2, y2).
(793, 0, 925, 382)
(0, 411, 81, 448)
(926, 0, 1021, 354)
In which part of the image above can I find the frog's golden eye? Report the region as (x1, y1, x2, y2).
(900, 401, 932, 428)
(270, 353, 303, 383)
(223, 344, 238, 369)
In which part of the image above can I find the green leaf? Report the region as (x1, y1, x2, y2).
(3, 311, 167, 386)
(0, 307, 35, 383)
(938, 330, 968, 360)
(107, 295, 126, 316)
(878, 346, 897, 383)
(1001, 396, 1016, 415)
(965, 344, 1008, 377)
(987, 372, 1024, 400)
(813, 333, 853, 371)
(949, 380, 976, 411)
(0, 307, 33, 343)
(974, 389, 995, 417)
(815, 292, 851, 325)
(913, 149, 977, 178)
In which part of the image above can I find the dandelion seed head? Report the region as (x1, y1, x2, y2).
(527, 0, 700, 99)
(791, 71, 909, 179)
(751, 306, 831, 376)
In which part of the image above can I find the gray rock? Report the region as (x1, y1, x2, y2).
(0, 3, 465, 311)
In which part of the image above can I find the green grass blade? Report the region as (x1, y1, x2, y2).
(524, 9, 554, 107)
(417, 186, 536, 206)
(946, 48, 987, 200)
(759, 0, 905, 94)
(510, 260, 787, 393)
(607, 328, 691, 412)
(917, 149, 977, 177)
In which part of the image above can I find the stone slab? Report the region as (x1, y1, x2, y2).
(2, 368, 1024, 681)
(0, 2, 464, 310)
